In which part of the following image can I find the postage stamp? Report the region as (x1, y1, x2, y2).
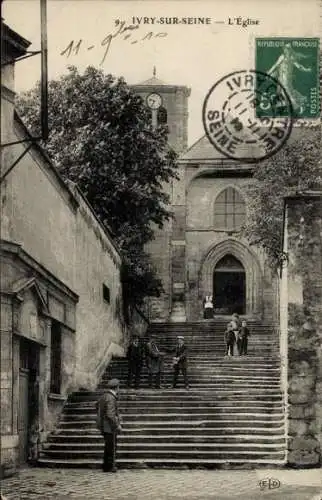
(255, 38, 320, 118)
(202, 69, 293, 163)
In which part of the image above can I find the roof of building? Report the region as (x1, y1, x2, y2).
(133, 68, 190, 93)
(138, 76, 168, 86)
(1, 21, 31, 60)
(180, 121, 320, 164)
(180, 134, 263, 163)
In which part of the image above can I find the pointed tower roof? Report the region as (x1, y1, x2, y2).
(138, 66, 168, 86)
(138, 75, 168, 86)
(132, 67, 190, 95)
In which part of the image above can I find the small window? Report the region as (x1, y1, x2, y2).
(146, 108, 153, 125)
(103, 284, 110, 304)
(50, 320, 62, 394)
(157, 106, 167, 125)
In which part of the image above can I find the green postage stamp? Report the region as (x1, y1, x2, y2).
(255, 38, 320, 118)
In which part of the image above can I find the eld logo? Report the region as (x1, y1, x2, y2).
(258, 478, 281, 490)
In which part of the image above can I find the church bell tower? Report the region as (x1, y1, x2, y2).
(131, 70, 191, 322)
(131, 67, 191, 155)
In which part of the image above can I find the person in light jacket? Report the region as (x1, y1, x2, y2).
(97, 378, 122, 472)
(240, 320, 251, 355)
(203, 295, 214, 319)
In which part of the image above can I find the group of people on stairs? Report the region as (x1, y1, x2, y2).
(127, 334, 189, 390)
(224, 313, 251, 357)
(96, 314, 252, 474)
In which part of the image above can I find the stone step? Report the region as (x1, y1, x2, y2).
(106, 357, 281, 365)
(102, 375, 281, 383)
(153, 338, 277, 341)
(53, 425, 285, 435)
(44, 442, 286, 453)
(120, 413, 284, 421)
(148, 324, 276, 329)
(101, 375, 281, 384)
(106, 360, 280, 368)
(60, 414, 284, 426)
(63, 406, 283, 417)
(66, 400, 283, 410)
(148, 326, 275, 331)
(75, 390, 283, 404)
(37, 457, 286, 468)
(40, 449, 286, 461)
(57, 420, 284, 431)
(68, 394, 283, 404)
(107, 363, 281, 370)
(70, 396, 283, 407)
(48, 434, 285, 444)
(55, 424, 285, 435)
(104, 372, 281, 381)
(99, 383, 281, 391)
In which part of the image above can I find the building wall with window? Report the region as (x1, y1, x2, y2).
(69, 183, 125, 390)
(1, 22, 125, 477)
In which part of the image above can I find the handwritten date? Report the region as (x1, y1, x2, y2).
(61, 20, 167, 65)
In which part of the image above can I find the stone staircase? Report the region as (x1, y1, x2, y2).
(38, 320, 287, 468)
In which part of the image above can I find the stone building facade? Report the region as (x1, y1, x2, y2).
(132, 76, 278, 323)
(1, 23, 125, 476)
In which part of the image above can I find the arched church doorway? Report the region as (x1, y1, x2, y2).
(213, 254, 246, 315)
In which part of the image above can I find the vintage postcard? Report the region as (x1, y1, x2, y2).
(1, 0, 321, 499)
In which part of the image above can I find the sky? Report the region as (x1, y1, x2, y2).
(2, 0, 320, 146)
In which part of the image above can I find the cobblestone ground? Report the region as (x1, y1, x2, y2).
(1, 467, 321, 500)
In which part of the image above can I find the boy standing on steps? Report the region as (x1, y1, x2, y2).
(225, 323, 235, 356)
(172, 336, 189, 389)
(240, 320, 251, 355)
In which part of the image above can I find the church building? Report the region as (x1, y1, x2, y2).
(132, 73, 278, 324)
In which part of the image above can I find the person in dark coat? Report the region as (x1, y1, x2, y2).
(96, 378, 122, 472)
(172, 336, 189, 389)
(225, 322, 236, 357)
(127, 335, 143, 389)
(240, 320, 251, 355)
(145, 336, 164, 388)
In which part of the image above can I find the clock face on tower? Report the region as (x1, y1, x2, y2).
(146, 93, 162, 110)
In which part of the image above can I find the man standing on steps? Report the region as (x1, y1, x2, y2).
(127, 335, 143, 389)
(96, 378, 122, 473)
(172, 336, 189, 389)
(145, 335, 164, 389)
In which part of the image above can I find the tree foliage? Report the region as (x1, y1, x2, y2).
(17, 66, 178, 306)
(242, 126, 321, 271)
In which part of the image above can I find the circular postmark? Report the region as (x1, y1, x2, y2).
(202, 70, 294, 162)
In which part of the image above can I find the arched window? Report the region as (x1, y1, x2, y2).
(214, 187, 246, 231)
(157, 106, 167, 125)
